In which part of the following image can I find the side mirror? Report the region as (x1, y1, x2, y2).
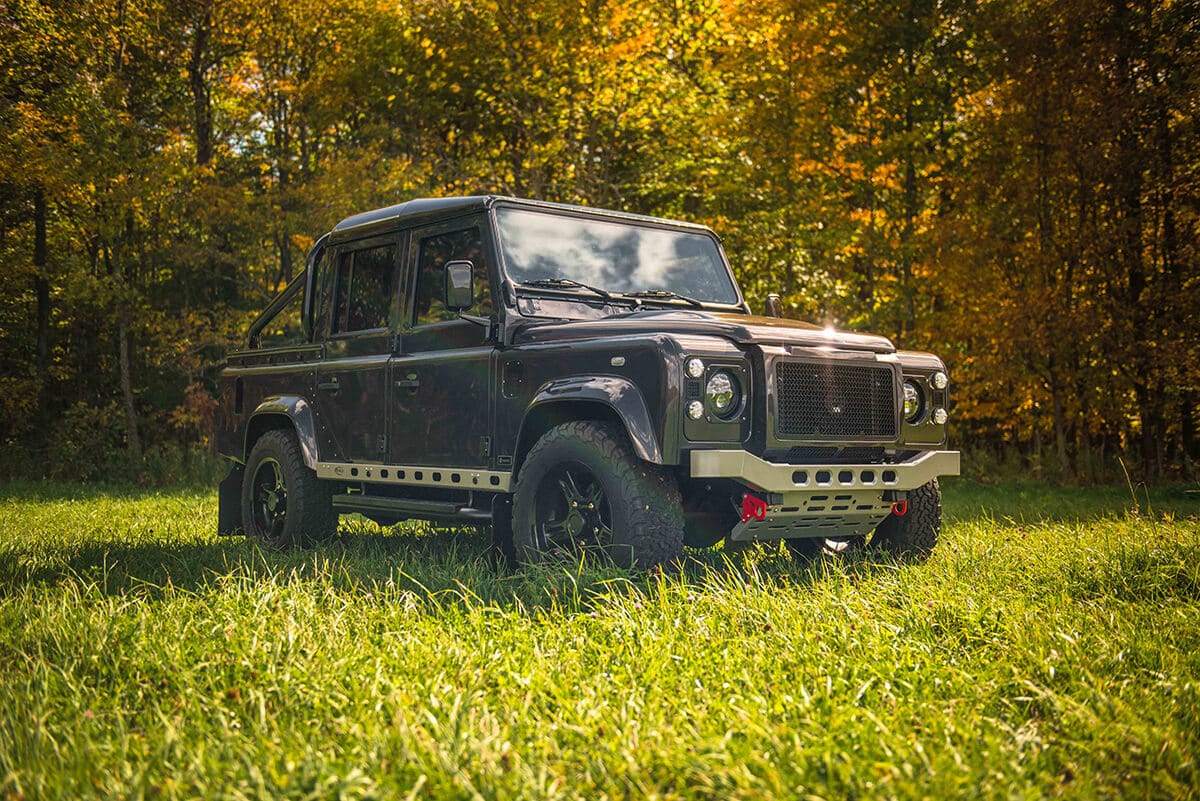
(444, 260, 474, 311)
(765, 293, 782, 318)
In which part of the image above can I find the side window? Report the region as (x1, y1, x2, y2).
(312, 247, 336, 338)
(331, 243, 398, 335)
(413, 227, 493, 326)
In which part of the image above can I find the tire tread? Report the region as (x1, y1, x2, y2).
(513, 421, 683, 569)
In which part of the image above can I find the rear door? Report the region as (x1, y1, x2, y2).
(311, 235, 402, 463)
(390, 217, 496, 467)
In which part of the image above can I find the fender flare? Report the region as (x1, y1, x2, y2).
(521, 376, 663, 464)
(245, 395, 320, 469)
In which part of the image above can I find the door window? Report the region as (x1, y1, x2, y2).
(331, 243, 398, 334)
(413, 227, 493, 326)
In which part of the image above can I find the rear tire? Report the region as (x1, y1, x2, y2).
(241, 429, 338, 549)
(512, 421, 683, 570)
(872, 479, 941, 559)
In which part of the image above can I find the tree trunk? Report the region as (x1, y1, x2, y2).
(34, 187, 51, 420)
(1183, 392, 1197, 472)
(187, 1, 214, 166)
(118, 319, 142, 466)
(1050, 378, 1067, 473)
(110, 238, 142, 469)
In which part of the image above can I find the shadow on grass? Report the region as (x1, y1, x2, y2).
(0, 514, 900, 616)
(7, 478, 1195, 613)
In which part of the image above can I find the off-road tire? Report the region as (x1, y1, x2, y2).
(872, 479, 941, 560)
(241, 429, 338, 549)
(512, 421, 684, 570)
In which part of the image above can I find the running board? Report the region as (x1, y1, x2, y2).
(331, 494, 491, 522)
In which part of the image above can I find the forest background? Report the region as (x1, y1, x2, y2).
(0, 0, 1196, 485)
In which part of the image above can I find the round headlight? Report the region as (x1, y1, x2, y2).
(686, 358, 705, 379)
(903, 380, 924, 423)
(930, 371, 949, 390)
(706, 371, 740, 417)
(687, 400, 705, 420)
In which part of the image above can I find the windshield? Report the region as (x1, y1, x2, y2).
(495, 207, 740, 305)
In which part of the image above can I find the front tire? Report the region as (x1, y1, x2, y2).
(241, 429, 338, 549)
(872, 479, 942, 559)
(512, 421, 683, 569)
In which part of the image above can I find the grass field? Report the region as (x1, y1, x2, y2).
(1, 478, 1198, 800)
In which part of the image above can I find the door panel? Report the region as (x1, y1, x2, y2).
(389, 337, 491, 466)
(310, 237, 401, 463)
(390, 219, 496, 468)
(314, 346, 392, 462)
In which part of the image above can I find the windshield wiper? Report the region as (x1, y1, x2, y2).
(623, 289, 705, 308)
(520, 278, 614, 300)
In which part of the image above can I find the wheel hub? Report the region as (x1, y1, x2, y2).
(534, 464, 612, 551)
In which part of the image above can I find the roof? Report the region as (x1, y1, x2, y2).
(329, 195, 714, 241)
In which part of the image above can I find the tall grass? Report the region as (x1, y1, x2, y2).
(1, 478, 1198, 799)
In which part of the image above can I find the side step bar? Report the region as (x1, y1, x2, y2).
(331, 493, 492, 522)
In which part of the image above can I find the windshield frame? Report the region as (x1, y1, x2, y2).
(489, 200, 748, 318)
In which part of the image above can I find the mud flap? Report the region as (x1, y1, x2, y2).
(218, 463, 245, 536)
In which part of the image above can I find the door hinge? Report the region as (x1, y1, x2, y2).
(480, 436, 491, 456)
(378, 434, 388, 453)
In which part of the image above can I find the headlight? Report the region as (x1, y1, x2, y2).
(686, 358, 705, 379)
(930, 371, 949, 390)
(706, 371, 740, 418)
(903, 380, 924, 423)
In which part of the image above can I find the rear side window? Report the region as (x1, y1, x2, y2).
(331, 243, 398, 334)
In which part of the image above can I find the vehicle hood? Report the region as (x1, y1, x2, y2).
(511, 309, 895, 353)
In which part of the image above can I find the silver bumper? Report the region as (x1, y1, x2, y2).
(689, 449, 960, 542)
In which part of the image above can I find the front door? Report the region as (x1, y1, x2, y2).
(390, 219, 495, 467)
(311, 236, 401, 463)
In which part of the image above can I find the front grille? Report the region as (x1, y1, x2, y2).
(774, 361, 897, 440)
(780, 446, 885, 464)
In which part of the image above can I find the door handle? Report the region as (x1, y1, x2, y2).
(395, 378, 420, 390)
(318, 378, 340, 392)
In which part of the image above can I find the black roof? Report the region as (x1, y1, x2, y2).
(329, 195, 713, 242)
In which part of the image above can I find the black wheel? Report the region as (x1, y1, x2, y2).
(872, 479, 941, 560)
(240, 429, 338, 549)
(512, 421, 684, 569)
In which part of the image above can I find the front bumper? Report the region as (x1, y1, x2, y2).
(689, 449, 960, 541)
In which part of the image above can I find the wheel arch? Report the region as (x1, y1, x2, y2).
(513, 376, 663, 477)
(243, 396, 319, 469)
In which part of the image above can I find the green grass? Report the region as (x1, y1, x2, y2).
(1, 478, 1198, 800)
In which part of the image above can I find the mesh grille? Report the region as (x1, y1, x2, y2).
(781, 446, 886, 464)
(774, 361, 897, 440)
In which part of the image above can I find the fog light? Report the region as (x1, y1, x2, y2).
(687, 400, 705, 419)
(930, 371, 948, 390)
(932, 407, 948, 425)
(686, 358, 705, 378)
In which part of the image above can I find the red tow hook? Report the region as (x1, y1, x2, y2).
(741, 494, 769, 523)
(891, 500, 909, 517)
